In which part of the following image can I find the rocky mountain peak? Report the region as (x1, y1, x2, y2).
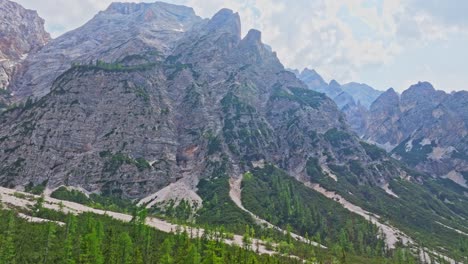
(377, 88, 399, 101)
(242, 29, 262, 46)
(329, 79, 341, 88)
(341, 82, 382, 109)
(400, 81, 447, 109)
(402, 81, 436, 99)
(206, 8, 241, 39)
(296, 68, 327, 89)
(369, 88, 400, 113)
(96, 1, 199, 28)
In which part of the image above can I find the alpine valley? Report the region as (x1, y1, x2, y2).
(0, 1, 466, 263)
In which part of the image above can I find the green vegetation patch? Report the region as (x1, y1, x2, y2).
(197, 175, 255, 234)
(50, 186, 136, 213)
(100, 151, 151, 174)
(242, 165, 388, 258)
(0, 208, 303, 264)
(270, 85, 325, 109)
(392, 137, 435, 166)
(360, 141, 388, 160)
(324, 128, 352, 147)
(312, 162, 468, 261)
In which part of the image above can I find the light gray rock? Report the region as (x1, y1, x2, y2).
(9, 1, 203, 100)
(0, 0, 50, 108)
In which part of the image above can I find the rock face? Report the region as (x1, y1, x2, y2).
(0, 3, 409, 198)
(364, 82, 468, 186)
(0, 0, 50, 108)
(9, 1, 203, 100)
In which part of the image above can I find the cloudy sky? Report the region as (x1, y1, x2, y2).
(15, 0, 468, 92)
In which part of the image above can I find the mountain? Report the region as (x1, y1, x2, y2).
(1, 6, 381, 198)
(297, 69, 372, 134)
(298, 69, 355, 108)
(364, 82, 468, 187)
(9, 1, 203, 100)
(342, 82, 382, 109)
(0, 2, 467, 263)
(297, 68, 382, 110)
(0, 0, 50, 109)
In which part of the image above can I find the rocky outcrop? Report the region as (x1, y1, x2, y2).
(364, 82, 468, 185)
(0, 4, 410, 198)
(0, 0, 50, 108)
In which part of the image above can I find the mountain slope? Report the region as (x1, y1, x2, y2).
(365, 82, 468, 187)
(1, 6, 400, 197)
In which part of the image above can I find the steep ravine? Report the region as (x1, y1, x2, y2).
(228, 174, 327, 249)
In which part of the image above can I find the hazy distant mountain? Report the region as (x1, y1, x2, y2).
(342, 82, 382, 109)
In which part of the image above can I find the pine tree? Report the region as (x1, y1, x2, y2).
(159, 236, 174, 264)
(0, 212, 16, 264)
(202, 239, 223, 264)
(102, 228, 119, 264)
(242, 225, 252, 250)
(133, 248, 144, 264)
(62, 214, 77, 264)
(80, 226, 104, 264)
(186, 243, 201, 264)
(43, 222, 56, 264)
(118, 232, 133, 264)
